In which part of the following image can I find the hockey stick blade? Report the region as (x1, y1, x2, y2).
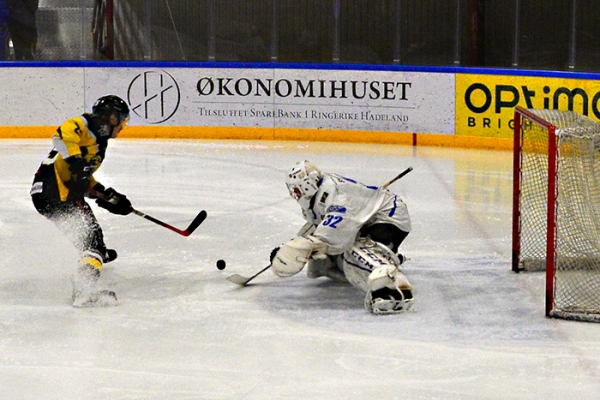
(226, 264, 271, 286)
(226, 274, 253, 286)
(133, 209, 207, 237)
(182, 210, 208, 236)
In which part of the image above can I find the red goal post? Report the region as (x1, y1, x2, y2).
(513, 106, 600, 322)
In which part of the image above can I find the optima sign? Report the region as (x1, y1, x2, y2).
(456, 73, 600, 138)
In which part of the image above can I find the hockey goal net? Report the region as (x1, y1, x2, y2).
(513, 106, 600, 322)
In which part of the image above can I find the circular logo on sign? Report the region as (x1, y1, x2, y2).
(127, 70, 181, 124)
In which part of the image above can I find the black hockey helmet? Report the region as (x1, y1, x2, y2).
(92, 95, 130, 125)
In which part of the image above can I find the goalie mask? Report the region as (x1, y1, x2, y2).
(286, 160, 322, 209)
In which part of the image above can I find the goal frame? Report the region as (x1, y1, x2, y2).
(512, 106, 557, 317)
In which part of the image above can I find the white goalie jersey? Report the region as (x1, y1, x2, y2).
(302, 173, 411, 254)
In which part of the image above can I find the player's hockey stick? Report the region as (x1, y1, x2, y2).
(90, 188, 207, 237)
(382, 166, 413, 189)
(226, 264, 272, 286)
(227, 167, 414, 286)
(131, 208, 207, 237)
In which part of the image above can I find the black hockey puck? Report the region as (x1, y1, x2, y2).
(216, 259, 226, 270)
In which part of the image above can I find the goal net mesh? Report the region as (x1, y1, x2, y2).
(517, 109, 600, 321)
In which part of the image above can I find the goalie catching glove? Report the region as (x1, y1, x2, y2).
(92, 185, 133, 216)
(271, 235, 328, 277)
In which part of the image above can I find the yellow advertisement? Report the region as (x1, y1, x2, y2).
(456, 74, 600, 138)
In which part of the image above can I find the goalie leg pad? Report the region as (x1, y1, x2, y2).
(340, 237, 413, 314)
(365, 265, 413, 315)
(341, 237, 403, 293)
(306, 256, 348, 283)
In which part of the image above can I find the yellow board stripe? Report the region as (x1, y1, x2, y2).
(0, 125, 512, 151)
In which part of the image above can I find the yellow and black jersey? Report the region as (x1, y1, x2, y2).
(31, 113, 110, 202)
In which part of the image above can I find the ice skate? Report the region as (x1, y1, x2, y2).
(365, 265, 413, 315)
(71, 265, 118, 308)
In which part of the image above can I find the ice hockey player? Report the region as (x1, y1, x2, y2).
(270, 160, 414, 314)
(30, 95, 133, 307)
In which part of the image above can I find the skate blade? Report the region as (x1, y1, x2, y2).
(72, 290, 118, 308)
(365, 295, 413, 315)
(371, 300, 413, 315)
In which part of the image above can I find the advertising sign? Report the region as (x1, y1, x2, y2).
(456, 73, 600, 138)
(86, 68, 455, 134)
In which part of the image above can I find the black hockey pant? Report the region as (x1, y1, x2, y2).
(31, 194, 108, 263)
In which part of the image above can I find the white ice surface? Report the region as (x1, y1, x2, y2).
(1, 139, 599, 399)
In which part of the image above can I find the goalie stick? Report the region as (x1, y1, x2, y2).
(90, 188, 207, 237)
(382, 166, 413, 189)
(226, 166, 414, 286)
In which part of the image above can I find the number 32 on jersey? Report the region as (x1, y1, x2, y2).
(322, 214, 343, 228)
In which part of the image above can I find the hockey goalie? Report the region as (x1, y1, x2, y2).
(270, 160, 414, 314)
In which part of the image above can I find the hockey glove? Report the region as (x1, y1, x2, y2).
(271, 236, 327, 277)
(95, 187, 133, 216)
(66, 156, 93, 196)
